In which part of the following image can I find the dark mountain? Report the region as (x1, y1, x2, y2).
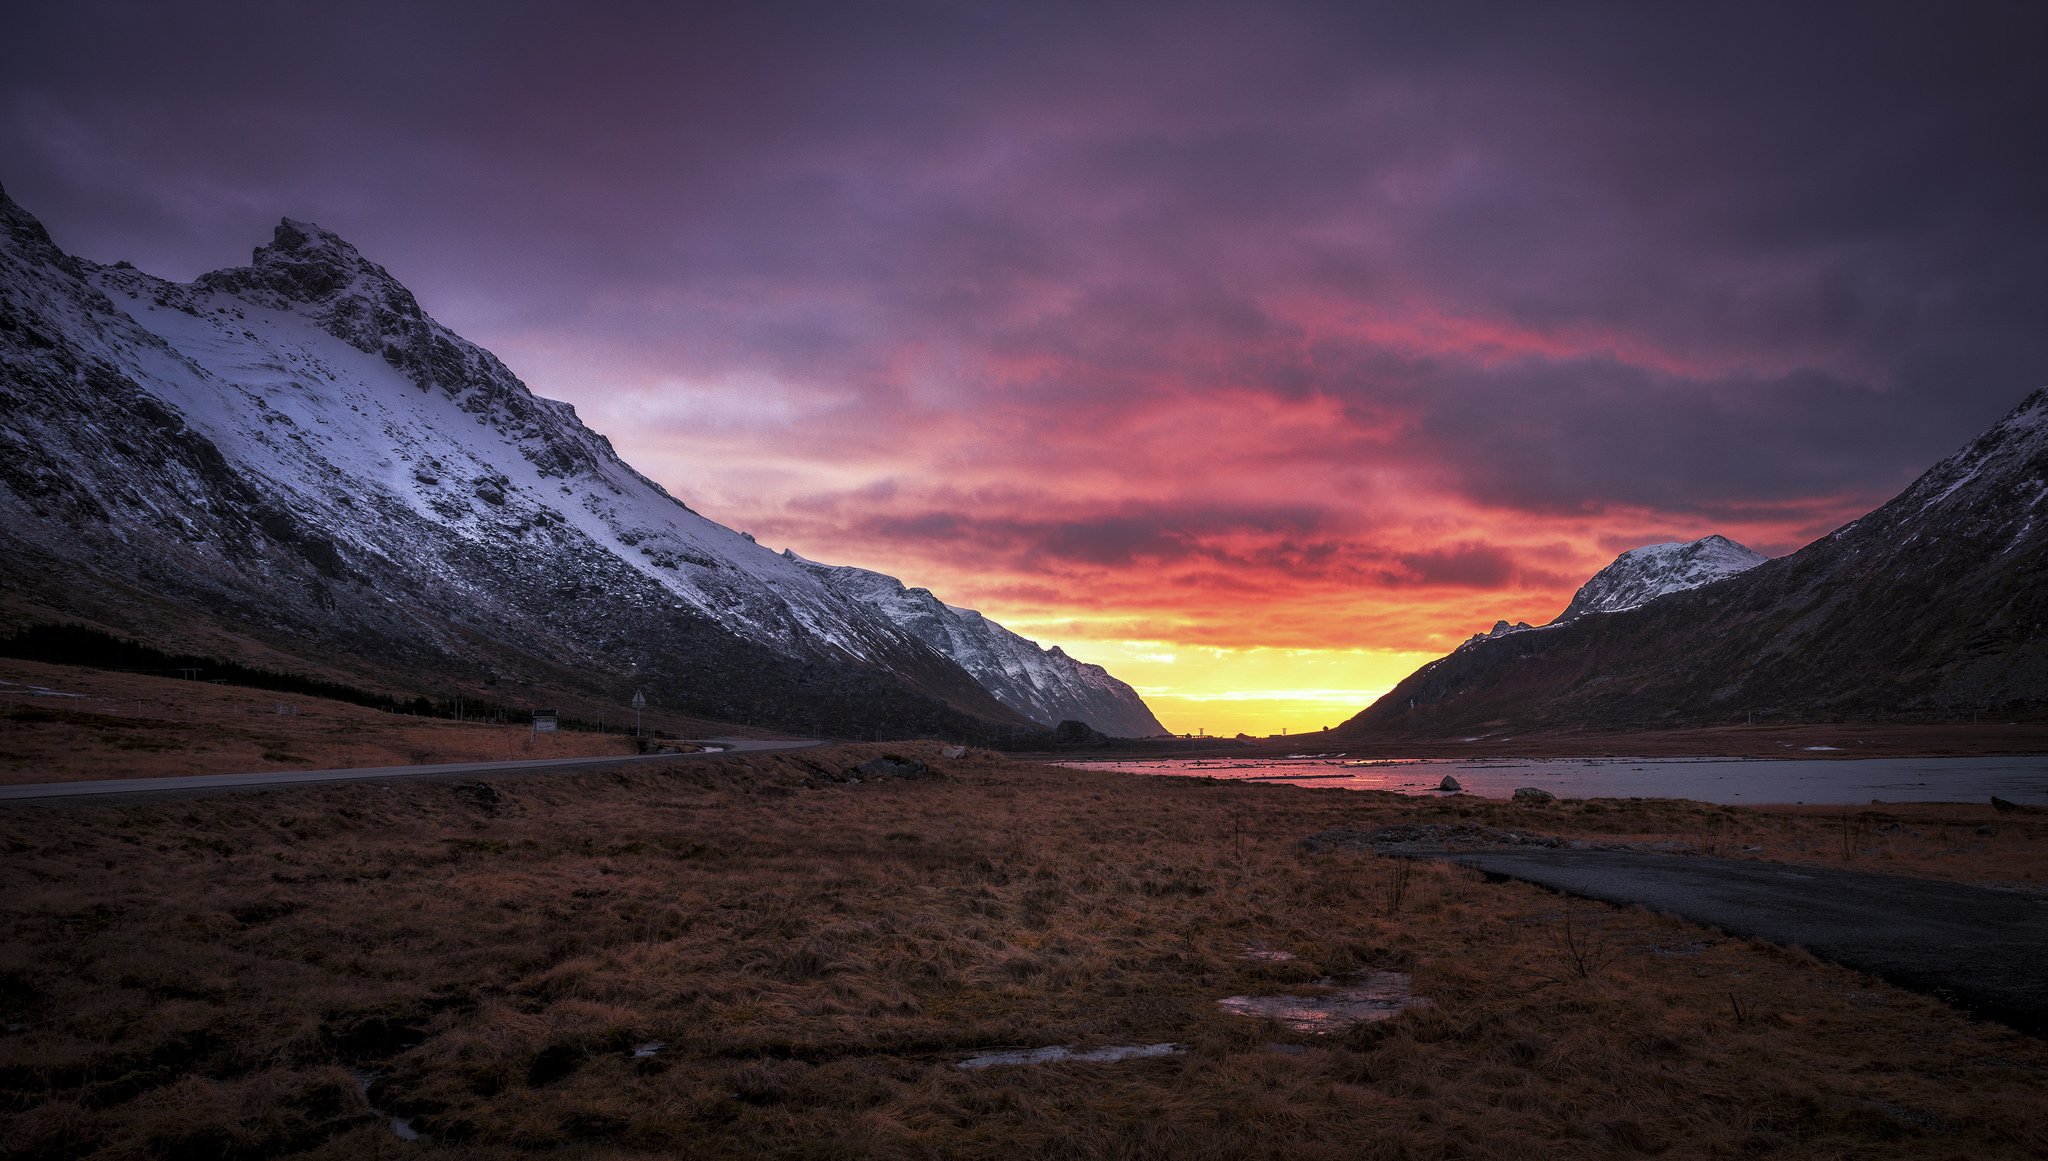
(1336, 389, 2048, 740)
(0, 184, 1156, 740)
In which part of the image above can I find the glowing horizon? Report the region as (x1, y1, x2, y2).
(9, 2, 2043, 737)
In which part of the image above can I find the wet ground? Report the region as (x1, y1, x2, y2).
(1216, 971, 1431, 1033)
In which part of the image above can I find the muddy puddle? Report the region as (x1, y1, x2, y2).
(956, 1042, 1183, 1069)
(1217, 971, 1430, 1033)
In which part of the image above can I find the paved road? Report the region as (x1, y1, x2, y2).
(1413, 847, 2048, 1032)
(0, 736, 824, 802)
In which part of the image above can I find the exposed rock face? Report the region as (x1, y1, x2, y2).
(785, 555, 1167, 737)
(0, 185, 1157, 739)
(1338, 389, 2048, 738)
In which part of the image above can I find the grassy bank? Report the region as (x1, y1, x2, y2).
(2, 747, 2044, 1159)
(0, 660, 644, 784)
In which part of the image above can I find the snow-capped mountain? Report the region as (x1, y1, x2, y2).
(784, 554, 1166, 736)
(1552, 534, 1768, 622)
(1339, 390, 2048, 737)
(1452, 536, 1766, 652)
(0, 185, 1158, 738)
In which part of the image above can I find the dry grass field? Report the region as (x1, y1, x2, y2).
(3, 746, 2045, 1159)
(0, 661, 643, 784)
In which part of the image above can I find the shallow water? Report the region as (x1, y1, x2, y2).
(955, 1042, 1183, 1069)
(349, 1069, 421, 1141)
(1217, 972, 1430, 1033)
(1060, 754, 2048, 805)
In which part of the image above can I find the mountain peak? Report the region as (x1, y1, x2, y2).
(1553, 534, 1768, 623)
(267, 216, 365, 265)
(219, 216, 413, 310)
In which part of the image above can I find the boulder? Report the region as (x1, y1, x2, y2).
(1512, 786, 1556, 803)
(1436, 774, 1462, 792)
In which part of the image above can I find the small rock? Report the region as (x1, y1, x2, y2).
(941, 745, 966, 759)
(1511, 786, 1555, 802)
(1437, 775, 1462, 792)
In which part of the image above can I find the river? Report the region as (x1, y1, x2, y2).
(1057, 754, 2048, 805)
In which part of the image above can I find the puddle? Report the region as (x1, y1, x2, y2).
(1217, 971, 1430, 1033)
(350, 1069, 422, 1141)
(955, 1042, 1183, 1069)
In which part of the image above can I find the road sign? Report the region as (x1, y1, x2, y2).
(631, 690, 646, 736)
(532, 709, 558, 733)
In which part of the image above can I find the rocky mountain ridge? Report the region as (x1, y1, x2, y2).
(1338, 390, 2048, 738)
(1454, 534, 1769, 651)
(0, 186, 1160, 738)
(1553, 534, 1769, 623)
(785, 553, 1167, 737)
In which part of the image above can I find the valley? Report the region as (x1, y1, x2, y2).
(4, 746, 2046, 1158)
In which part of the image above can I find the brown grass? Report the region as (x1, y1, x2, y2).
(0, 661, 638, 784)
(1400, 791, 2048, 887)
(2, 747, 2045, 1159)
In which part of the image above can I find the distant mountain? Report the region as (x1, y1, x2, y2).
(1450, 534, 1767, 652)
(0, 185, 1157, 739)
(1553, 534, 1768, 622)
(785, 554, 1167, 736)
(1337, 390, 2048, 739)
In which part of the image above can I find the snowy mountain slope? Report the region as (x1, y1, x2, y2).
(1337, 390, 2048, 737)
(0, 184, 1096, 736)
(1448, 536, 1766, 653)
(1552, 534, 1768, 623)
(785, 554, 1167, 736)
(83, 221, 937, 665)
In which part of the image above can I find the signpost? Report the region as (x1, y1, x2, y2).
(631, 690, 646, 737)
(532, 709, 558, 734)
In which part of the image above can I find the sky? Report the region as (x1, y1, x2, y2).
(7, 0, 2047, 735)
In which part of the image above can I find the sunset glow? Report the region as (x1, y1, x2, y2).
(9, 2, 2043, 735)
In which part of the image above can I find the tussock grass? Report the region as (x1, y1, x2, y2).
(2, 746, 2044, 1158)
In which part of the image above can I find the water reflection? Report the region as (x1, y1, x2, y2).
(1060, 755, 2048, 805)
